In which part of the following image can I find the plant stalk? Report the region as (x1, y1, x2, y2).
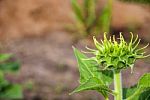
(114, 70, 122, 100)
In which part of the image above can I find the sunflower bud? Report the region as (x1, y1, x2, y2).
(85, 32, 149, 71)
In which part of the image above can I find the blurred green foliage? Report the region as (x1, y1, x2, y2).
(0, 54, 22, 100)
(120, 0, 150, 4)
(71, 0, 112, 36)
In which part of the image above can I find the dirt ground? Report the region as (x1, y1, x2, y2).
(0, 0, 150, 100)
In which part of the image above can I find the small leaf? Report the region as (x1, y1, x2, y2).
(0, 54, 12, 62)
(0, 84, 23, 99)
(0, 71, 9, 89)
(139, 89, 150, 100)
(70, 77, 114, 97)
(70, 77, 103, 94)
(73, 47, 95, 83)
(73, 47, 113, 84)
(72, 47, 114, 98)
(138, 73, 150, 89)
(0, 61, 20, 73)
(123, 85, 138, 99)
(124, 73, 150, 100)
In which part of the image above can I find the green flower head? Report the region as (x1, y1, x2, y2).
(84, 32, 149, 71)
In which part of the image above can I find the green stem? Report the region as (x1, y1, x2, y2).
(114, 70, 123, 100)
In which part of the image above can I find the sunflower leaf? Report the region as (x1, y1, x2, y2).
(123, 73, 150, 100)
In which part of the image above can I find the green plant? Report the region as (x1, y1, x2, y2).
(71, 0, 112, 36)
(0, 54, 22, 99)
(70, 32, 150, 100)
(120, 0, 150, 4)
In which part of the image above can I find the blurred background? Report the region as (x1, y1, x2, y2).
(0, 0, 150, 100)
